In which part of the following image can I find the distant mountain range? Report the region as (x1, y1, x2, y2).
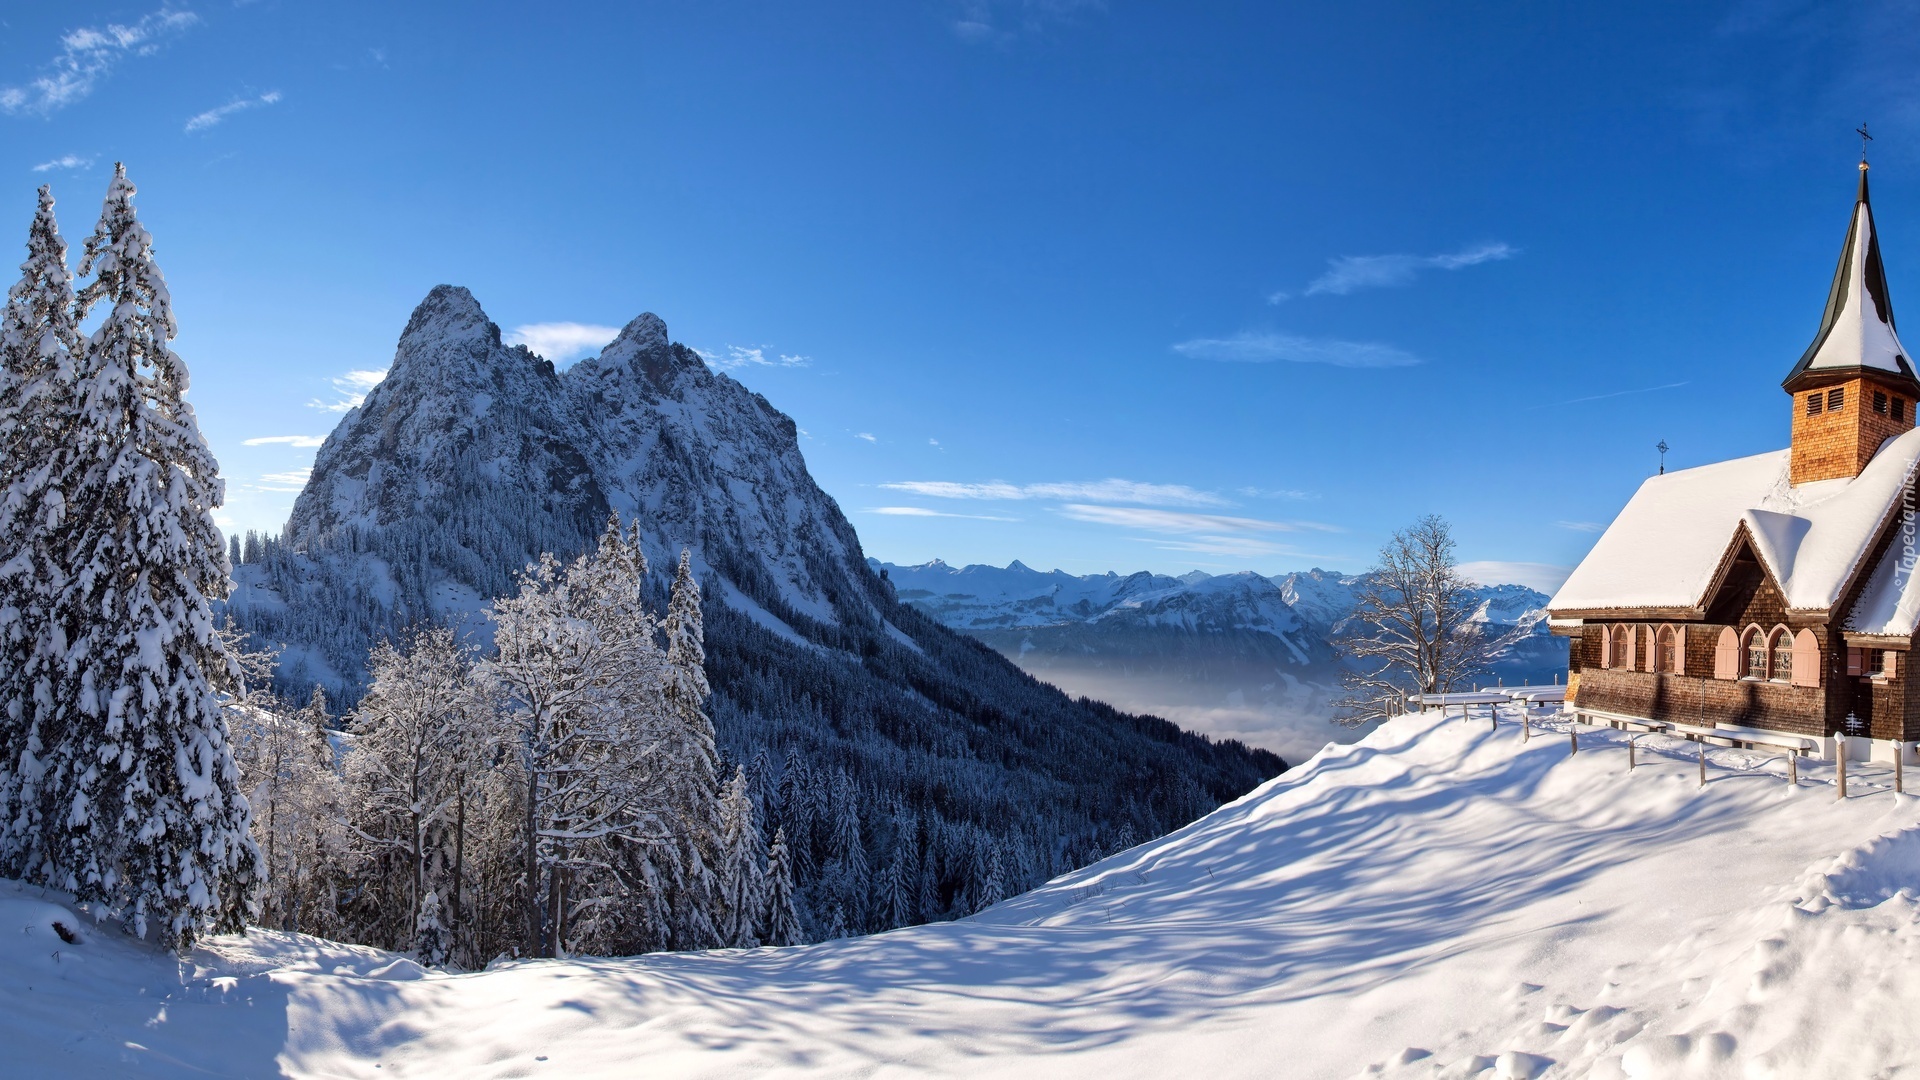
(874, 559, 1567, 763)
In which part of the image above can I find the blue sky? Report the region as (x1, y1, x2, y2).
(2, 1, 1916, 593)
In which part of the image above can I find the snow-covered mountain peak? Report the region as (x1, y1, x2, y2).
(397, 284, 502, 353)
(614, 311, 669, 352)
(580, 310, 707, 395)
(277, 284, 885, 668)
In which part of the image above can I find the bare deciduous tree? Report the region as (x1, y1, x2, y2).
(1332, 515, 1508, 727)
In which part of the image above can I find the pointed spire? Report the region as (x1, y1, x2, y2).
(1783, 159, 1918, 390)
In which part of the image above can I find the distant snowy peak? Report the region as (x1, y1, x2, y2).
(1272, 567, 1365, 633)
(882, 559, 1552, 641)
(878, 559, 1301, 639)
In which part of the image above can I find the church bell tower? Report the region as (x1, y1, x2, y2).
(1784, 160, 1920, 485)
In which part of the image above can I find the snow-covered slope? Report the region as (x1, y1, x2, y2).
(11, 710, 1920, 1078)
(880, 559, 1565, 762)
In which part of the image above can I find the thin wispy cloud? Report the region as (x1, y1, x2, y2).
(506, 322, 621, 364)
(697, 345, 812, 371)
(254, 468, 313, 493)
(1056, 504, 1334, 534)
(1173, 332, 1421, 368)
(1136, 536, 1302, 559)
(244, 435, 327, 449)
(951, 0, 1104, 45)
(1458, 560, 1573, 594)
(856, 432, 878, 442)
(1538, 380, 1690, 409)
(1555, 520, 1605, 533)
(308, 369, 387, 413)
(868, 507, 1019, 522)
(1305, 242, 1516, 296)
(1237, 486, 1315, 500)
(31, 154, 94, 173)
(1, 9, 200, 116)
(882, 479, 1230, 508)
(185, 91, 282, 133)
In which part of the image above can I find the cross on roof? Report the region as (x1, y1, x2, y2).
(1859, 123, 1873, 164)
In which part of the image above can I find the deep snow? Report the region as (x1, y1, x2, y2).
(9, 708, 1920, 1078)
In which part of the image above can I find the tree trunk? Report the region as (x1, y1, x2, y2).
(525, 765, 542, 958)
(547, 865, 565, 959)
(452, 782, 466, 965)
(410, 762, 425, 945)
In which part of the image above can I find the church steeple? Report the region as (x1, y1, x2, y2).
(1786, 159, 1920, 485)
(1782, 162, 1916, 392)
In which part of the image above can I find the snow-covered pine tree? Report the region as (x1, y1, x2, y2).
(414, 888, 450, 968)
(775, 749, 816, 880)
(975, 838, 1004, 912)
(52, 165, 259, 950)
(761, 826, 802, 946)
(824, 769, 868, 931)
(0, 186, 83, 881)
(715, 765, 765, 948)
(661, 548, 723, 949)
(882, 830, 918, 928)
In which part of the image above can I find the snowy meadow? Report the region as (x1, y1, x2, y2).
(9, 708, 1920, 1077)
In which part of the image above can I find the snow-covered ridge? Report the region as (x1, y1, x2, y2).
(878, 557, 1550, 641)
(12, 710, 1920, 1077)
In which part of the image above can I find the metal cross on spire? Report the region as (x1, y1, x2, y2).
(1859, 123, 1874, 164)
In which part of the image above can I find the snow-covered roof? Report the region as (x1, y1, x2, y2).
(1550, 426, 1920, 615)
(1784, 167, 1918, 388)
(1842, 534, 1920, 637)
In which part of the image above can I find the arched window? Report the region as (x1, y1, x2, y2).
(1769, 626, 1793, 683)
(1744, 627, 1766, 679)
(1714, 626, 1740, 679)
(1611, 625, 1631, 669)
(1656, 625, 1676, 673)
(1791, 629, 1820, 688)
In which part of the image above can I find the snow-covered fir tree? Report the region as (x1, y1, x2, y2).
(821, 768, 869, 933)
(0, 186, 83, 882)
(715, 766, 765, 948)
(881, 829, 918, 928)
(657, 548, 723, 951)
(49, 165, 259, 950)
(762, 826, 802, 946)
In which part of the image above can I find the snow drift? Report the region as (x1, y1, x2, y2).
(8, 708, 1920, 1077)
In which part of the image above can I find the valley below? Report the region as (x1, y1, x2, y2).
(878, 558, 1569, 763)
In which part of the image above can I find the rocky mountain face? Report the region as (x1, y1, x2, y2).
(227, 286, 1282, 937)
(878, 559, 1566, 764)
(280, 286, 869, 636)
